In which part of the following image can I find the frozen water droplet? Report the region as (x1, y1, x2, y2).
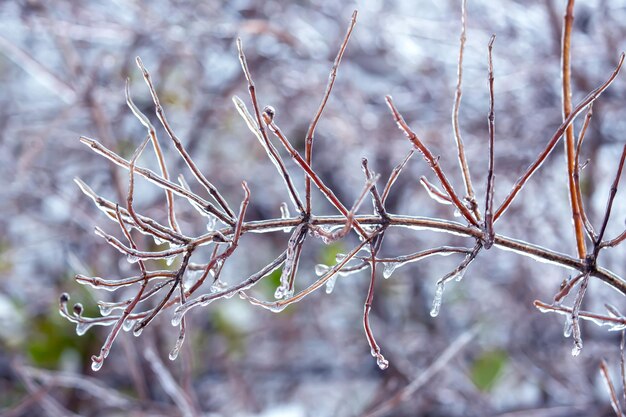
(98, 303, 114, 317)
(132, 324, 144, 337)
(206, 215, 217, 232)
(171, 311, 183, 327)
(169, 339, 183, 361)
(563, 317, 573, 338)
(571, 340, 582, 356)
(382, 262, 397, 279)
(315, 264, 330, 276)
(269, 304, 287, 313)
(335, 253, 347, 262)
(76, 322, 91, 336)
(153, 235, 165, 245)
(91, 358, 103, 372)
(430, 282, 445, 317)
(166, 255, 176, 266)
(123, 319, 135, 332)
(210, 279, 227, 293)
(127, 254, 139, 264)
(376, 355, 389, 370)
(453, 209, 461, 218)
(325, 275, 339, 294)
(454, 270, 466, 282)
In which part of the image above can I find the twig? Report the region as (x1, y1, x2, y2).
(305, 10, 357, 215)
(561, 0, 587, 259)
(385, 96, 479, 226)
(451, 0, 480, 220)
(484, 34, 496, 249)
(494, 53, 625, 221)
(600, 358, 625, 417)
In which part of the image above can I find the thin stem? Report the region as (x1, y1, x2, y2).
(561, 0, 587, 259)
(363, 242, 388, 370)
(135, 58, 236, 220)
(484, 35, 496, 249)
(573, 105, 597, 242)
(600, 359, 625, 417)
(385, 96, 479, 226)
(381, 149, 414, 204)
(494, 53, 625, 221)
(451, 0, 480, 220)
(596, 145, 626, 255)
(305, 10, 357, 216)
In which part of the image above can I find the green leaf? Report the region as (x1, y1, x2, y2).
(470, 349, 507, 391)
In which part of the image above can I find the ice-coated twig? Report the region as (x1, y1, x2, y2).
(305, 10, 357, 215)
(361, 158, 387, 218)
(570, 273, 590, 356)
(494, 53, 625, 221)
(598, 145, 626, 251)
(420, 176, 452, 205)
(261, 106, 369, 238)
(381, 149, 414, 204)
(534, 300, 626, 331)
(573, 105, 597, 242)
(553, 272, 585, 303)
(430, 241, 482, 317)
(135, 58, 236, 220)
(363, 242, 388, 370)
(561, 0, 587, 259)
(385, 95, 479, 227)
(451, 0, 480, 220)
(124, 75, 180, 234)
(79, 136, 235, 226)
(600, 358, 625, 417)
(483, 35, 496, 249)
(377, 246, 472, 279)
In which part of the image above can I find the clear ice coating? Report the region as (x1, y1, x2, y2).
(98, 302, 115, 317)
(315, 264, 330, 276)
(210, 279, 228, 293)
(376, 355, 389, 370)
(91, 357, 103, 372)
(127, 254, 140, 264)
(571, 340, 583, 357)
(382, 262, 398, 279)
(325, 274, 339, 294)
(206, 215, 217, 232)
(123, 318, 136, 332)
(563, 316, 573, 338)
(169, 336, 184, 361)
(430, 282, 445, 317)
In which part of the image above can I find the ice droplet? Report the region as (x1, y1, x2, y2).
(325, 275, 339, 294)
(123, 319, 136, 332)
(171, 311, 183, 327)
(571, 340, 582, 357)
(98, 302, 115, 317)
(210, 279, 227, 293)
(335, 253, 347, 262)
(382, 262, 398, 279)
(76, 322, 91, 336)
(169, 338, 183, 361)
(127, 254, 139, 264)
(153, 235, 165, 246)
(454, 269, 466, 282)
(453, 209, 462, 218)
(165, 255, 176, 266)
(206, 216, 217, 232)
(73, 303, 84, 316)
(132, 324, 144, 337)
(563, 316, 573, 338)
(315, 264, 330, 276)
(430, 282, 445, 317)
(268, 303, 287, 313)
(376, 355, 389, 370)
(91, 358, 103, 372)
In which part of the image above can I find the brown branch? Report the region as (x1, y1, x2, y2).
(385, 96, 479, 227)
(484, 34, 496, 249)
(561, 0, 587, 259)
(494, 53, 625, 221)
(451, 0, 480, 220)
(305, 10, 357, 215)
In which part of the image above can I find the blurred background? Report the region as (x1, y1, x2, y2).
(2, 0, 626, 416)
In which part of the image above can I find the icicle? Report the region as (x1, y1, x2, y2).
(132, 324, 144, 337)
(122, 318, 136, 332)
(127, 254, 140, 264)
(563, 316, 573, 338)
(153, 235, 166, 246)
(280, 202, 291, 233)
(315, 264, 330, 276)
(98, 302, 116, 317)
(91, 358, 104, 372)
(206, 215, 217, 232)
(169, 335, 184, 361)
(165, 254, 177, 266)
(76, 321, 93, 336)
(382, 262, 398, 279)
(210, 279, 227, 293)
(572, 339, 582, 357)
(430, 282, 445, 317)
(325, 274, 339, 294)
(335, 253, 347, 262)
